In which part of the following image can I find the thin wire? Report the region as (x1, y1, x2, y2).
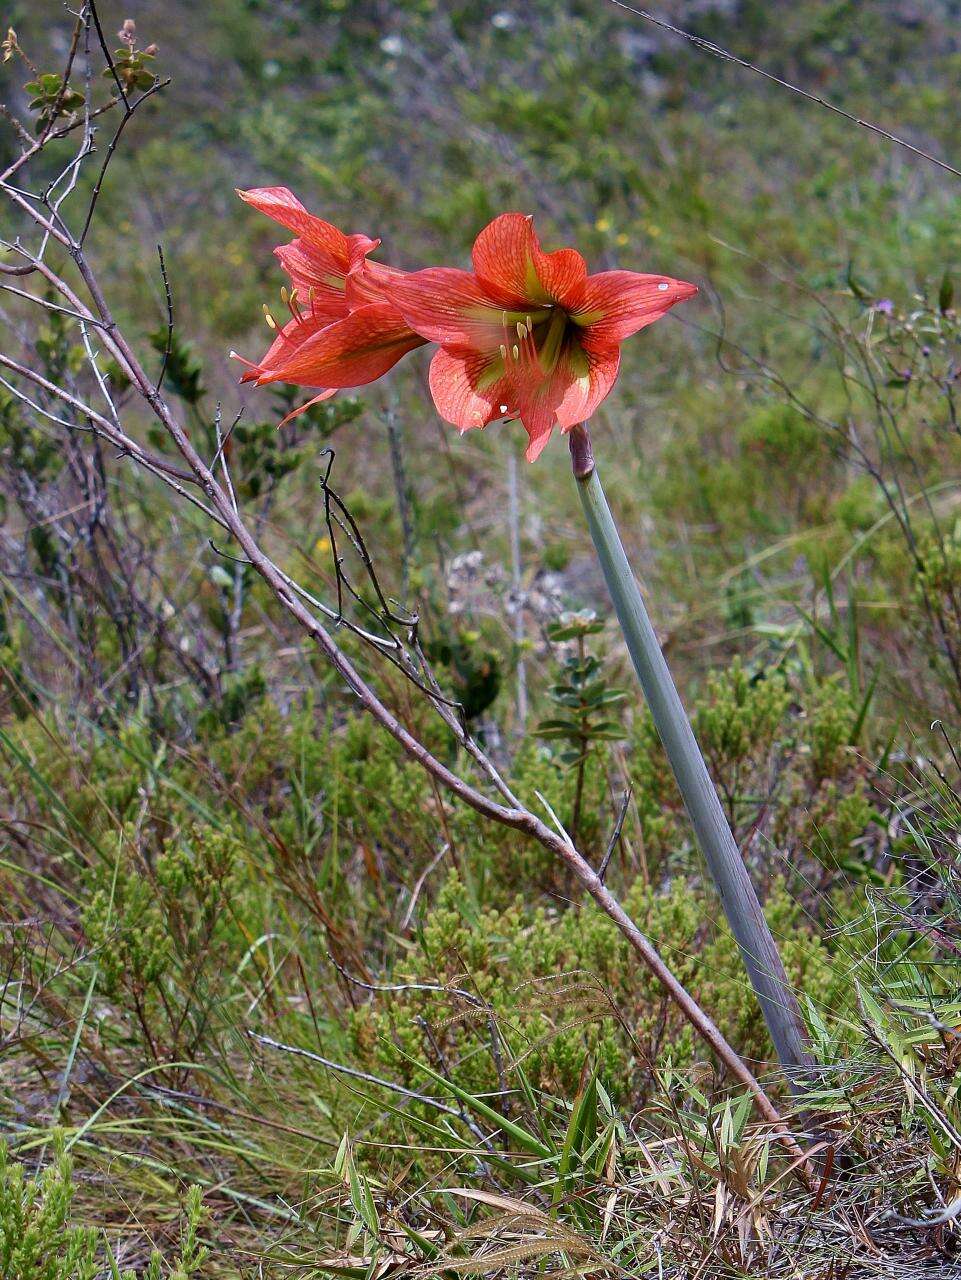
(605, 0, 961, 181)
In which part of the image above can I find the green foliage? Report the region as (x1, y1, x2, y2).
(23, 72, 83, 130)
(4, 0, 961, 1270)
(805, 674, 858, 781)
(534, 610, 628, 842)
(0, 1136, 97, 1280)
(626, 658, 874, 874)
(425, 629, 502, 723)
(0, 650, 940, 1266)
(0, 378, 62, 489)
(107, 48, 159, 96)
(696, 658, 790, 775)
(536, 611, 628, 764)
(349, 868, 851, 1114)
(150, 328, 206, 408)
(81, 819, 246, 1063)
(169, 1185, 208, 1280)
(196, 663, 267, 732)
(0, 594, 36, 719)
(0, 1135, 205, 1279)
(911, 524, 961, 691)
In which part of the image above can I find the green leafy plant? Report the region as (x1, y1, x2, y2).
(24, 73, 84, 131)
(536, 610, 627, 844)
(0, 1134, 206, 1279)
(107, 19, 159, 93)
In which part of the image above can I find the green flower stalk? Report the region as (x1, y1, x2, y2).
(569, 422, 812, 1086)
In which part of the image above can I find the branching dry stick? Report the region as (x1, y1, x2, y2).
(0, 5, 816, 1184)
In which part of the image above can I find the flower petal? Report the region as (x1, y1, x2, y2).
(274, 241, 352, 320)
(253, 303, 425, 390)
(345, 258, 408, 309)
(553, 344, 621, 430)
(427, 346, 515, 433)
(471, 213, 587, 309)
(238, 186, 320, 236)
(237, 186, 378, 264)
(514, 342, 620, 461)
(571, 271, 697, 348)
(389, 268, 520, 349)
(515, 388, 556, 462)
(238, 311, 335, 384)
(278, 390, 338, 426)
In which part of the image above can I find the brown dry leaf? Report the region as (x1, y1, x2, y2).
(600, 1187, 618, 1244)
(712, 1181, 727, 1240)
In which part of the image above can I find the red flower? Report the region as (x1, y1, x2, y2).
(234, 187, 424, 422)
(387, 213, 697, 460)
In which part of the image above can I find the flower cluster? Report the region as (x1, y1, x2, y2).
(235, 187, 697, 460)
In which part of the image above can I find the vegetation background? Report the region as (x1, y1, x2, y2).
(1, 1, 960, 1276)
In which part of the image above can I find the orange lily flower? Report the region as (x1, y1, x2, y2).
(234, 187, 424, 421)
(387, 213, 697, 460)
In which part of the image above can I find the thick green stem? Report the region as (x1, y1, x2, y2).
(569, 422, 812, 1086)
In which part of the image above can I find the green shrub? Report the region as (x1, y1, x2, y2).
(349, 869, 853, 1114)
(0, 1136, 206, 1280)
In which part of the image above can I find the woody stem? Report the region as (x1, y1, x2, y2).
(568, 421, 813, 1089)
